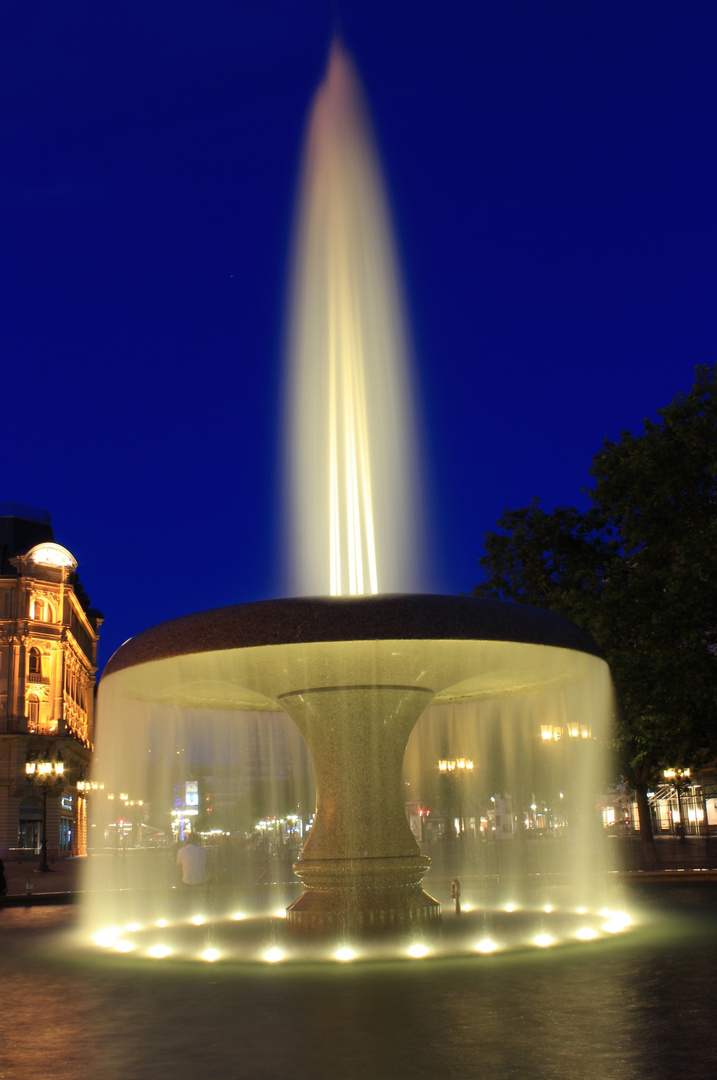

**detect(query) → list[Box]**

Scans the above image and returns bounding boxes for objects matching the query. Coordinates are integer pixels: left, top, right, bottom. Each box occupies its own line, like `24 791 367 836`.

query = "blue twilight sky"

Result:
2 1 716 670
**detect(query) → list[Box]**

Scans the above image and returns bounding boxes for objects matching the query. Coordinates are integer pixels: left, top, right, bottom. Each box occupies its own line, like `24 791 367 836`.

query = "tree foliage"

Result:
473 365 717 794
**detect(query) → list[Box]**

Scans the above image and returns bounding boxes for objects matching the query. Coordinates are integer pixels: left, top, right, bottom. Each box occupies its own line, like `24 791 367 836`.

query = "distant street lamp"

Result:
25 751 64 872
438 758 474 837
663 767 691 840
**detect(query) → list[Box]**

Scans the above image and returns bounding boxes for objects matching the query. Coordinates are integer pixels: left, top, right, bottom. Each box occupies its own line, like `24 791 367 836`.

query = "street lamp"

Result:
25 751 64 872
663 767 691 839
438 758 474 838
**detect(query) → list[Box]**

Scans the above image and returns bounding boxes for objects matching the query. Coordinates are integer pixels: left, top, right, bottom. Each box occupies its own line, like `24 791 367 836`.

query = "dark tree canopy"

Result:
474 365 717 794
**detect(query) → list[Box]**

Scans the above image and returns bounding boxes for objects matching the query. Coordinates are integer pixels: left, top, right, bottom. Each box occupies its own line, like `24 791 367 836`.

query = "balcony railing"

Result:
0 502 51 525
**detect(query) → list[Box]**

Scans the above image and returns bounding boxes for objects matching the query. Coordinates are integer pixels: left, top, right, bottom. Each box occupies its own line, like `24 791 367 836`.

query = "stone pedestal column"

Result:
279 684 440 935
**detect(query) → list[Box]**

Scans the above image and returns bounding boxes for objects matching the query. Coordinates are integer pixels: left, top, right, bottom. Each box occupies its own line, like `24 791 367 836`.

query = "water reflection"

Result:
2 902 717 1080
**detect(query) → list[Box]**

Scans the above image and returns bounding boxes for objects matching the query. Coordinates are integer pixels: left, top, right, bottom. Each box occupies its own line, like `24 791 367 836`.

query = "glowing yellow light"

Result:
335 947 356 962
93 927 121 948
155 919 168 928
407 944 429 958
191 915 205 926
602 912 632 934
148 945 172 958
462 903 473 913
544 905 552 913
475 939 497 954
534 934 554 948
125 922 141 933
31 543 75 568
232 912 246 921
263 947 284 963
598 908 613 918
201 949 221 962
114 939 136 953
577 907 587 915
274 909 287 919
505 903 516 913
575 927 599 941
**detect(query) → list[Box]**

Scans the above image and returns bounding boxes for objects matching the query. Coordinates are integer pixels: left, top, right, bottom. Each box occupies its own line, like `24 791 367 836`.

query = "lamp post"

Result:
663 767 690 840
25 751 64 872
77 779 104 856
438 758 474 838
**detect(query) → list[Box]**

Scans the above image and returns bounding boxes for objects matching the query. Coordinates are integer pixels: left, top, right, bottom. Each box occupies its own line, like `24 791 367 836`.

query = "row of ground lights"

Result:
92 909 631 962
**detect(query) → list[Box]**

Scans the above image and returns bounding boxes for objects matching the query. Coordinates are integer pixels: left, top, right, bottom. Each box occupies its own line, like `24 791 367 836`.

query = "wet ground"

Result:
1 887 717 1080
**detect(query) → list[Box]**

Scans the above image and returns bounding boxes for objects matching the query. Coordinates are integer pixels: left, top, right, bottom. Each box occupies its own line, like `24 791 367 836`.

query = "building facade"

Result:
0 503 102 860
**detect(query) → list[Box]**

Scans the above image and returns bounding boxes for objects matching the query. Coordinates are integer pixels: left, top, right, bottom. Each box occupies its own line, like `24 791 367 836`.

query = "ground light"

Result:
407 944 429 958
533 934 554 948
602 912 632 933
148 945 172 959
475 939 498 954
334 947 356 962
93 928 121 948
263 947 285 963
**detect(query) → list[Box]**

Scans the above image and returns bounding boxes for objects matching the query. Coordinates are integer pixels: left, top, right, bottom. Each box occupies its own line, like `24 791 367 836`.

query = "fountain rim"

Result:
102 594 602 680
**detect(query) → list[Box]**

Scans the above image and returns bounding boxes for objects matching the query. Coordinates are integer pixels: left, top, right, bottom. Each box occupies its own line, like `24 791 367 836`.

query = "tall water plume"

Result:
286 42 423 596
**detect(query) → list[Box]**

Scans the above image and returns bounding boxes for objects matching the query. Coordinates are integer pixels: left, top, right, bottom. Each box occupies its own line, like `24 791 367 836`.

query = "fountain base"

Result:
287 854 440 935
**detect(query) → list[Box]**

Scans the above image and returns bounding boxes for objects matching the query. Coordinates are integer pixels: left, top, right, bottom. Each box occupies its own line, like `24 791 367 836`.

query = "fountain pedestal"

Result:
279 685 440 934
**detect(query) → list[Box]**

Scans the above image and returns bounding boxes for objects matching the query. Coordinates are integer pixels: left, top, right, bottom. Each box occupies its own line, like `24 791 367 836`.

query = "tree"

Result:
473 365 717 868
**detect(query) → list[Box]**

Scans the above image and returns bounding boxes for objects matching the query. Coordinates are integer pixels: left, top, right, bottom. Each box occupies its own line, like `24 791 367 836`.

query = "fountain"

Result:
82 45 616 955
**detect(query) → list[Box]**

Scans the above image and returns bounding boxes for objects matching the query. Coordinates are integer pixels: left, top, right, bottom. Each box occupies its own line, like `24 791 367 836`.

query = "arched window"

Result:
28 648 41 677
31 598 45 621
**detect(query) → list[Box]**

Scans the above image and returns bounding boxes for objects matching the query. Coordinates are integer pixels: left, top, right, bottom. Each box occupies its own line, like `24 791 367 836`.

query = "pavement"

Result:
1 854 83 900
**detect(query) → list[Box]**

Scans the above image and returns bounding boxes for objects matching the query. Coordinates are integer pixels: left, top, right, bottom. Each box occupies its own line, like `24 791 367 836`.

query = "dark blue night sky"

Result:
2 2 716 669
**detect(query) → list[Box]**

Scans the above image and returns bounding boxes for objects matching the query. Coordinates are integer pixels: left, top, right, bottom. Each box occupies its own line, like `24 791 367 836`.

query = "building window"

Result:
31 598 45 621
27 695 40 731
2 591 9 616
59 819 73 852
28 648 41 676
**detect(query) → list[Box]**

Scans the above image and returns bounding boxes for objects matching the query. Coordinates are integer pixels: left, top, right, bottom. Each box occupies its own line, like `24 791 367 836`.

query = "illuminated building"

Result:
0 503 102 860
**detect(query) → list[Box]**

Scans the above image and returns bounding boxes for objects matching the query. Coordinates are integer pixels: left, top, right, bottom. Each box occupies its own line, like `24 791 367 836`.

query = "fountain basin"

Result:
101 595 607 934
